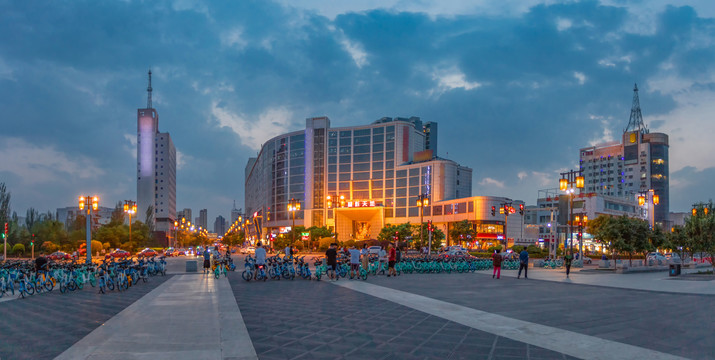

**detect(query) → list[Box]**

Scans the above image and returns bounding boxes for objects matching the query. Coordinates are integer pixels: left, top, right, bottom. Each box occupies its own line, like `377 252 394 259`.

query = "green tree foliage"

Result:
686 201 715 269
40 241 58 253
25 208 39 233
377 223 413 244
34 220 69 250
0 182 11 226
109 201 125 226
449 220 475 244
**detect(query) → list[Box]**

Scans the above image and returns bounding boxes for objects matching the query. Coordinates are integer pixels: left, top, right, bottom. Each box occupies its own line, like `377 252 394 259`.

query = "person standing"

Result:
360 244 369 272
202 248 211 274
349 245 361 279
378 245 387 275
492 250 502 279
517 246 529 279
285 245 292 261
387 244 397 277
325 243 338 281
564 251 574 278
254 242 267 271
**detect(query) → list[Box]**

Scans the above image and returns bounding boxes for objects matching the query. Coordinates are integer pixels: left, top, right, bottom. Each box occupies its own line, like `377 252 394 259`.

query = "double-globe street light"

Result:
78 195 99 264
416 194 430 254
287 198 301 246
559 170 584 258
637 190 659 228
123 200 137 252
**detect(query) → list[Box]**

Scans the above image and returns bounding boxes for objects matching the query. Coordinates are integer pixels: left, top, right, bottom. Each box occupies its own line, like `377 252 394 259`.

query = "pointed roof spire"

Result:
624 83 648 134
147 69 153 109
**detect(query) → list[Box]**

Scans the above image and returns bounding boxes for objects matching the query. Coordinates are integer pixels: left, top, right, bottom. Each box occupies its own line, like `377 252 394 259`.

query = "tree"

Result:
377 223 413 245
588 215 623 269
0 182 11 226
12 243 25 256
686 201 715 270
25 208 40 232
109 201 125 226
449 220 475 246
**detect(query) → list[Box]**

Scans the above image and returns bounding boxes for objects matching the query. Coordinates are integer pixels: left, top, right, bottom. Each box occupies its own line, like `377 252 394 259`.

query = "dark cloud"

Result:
0 0 713 220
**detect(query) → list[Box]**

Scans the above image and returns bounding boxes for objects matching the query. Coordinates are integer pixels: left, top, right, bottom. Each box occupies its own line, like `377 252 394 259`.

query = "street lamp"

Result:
637 190 659 228
559 169 585 258
79 195 99 264
416 194 430 253
123 200 137 253
287 198 301 246
326 194 345 241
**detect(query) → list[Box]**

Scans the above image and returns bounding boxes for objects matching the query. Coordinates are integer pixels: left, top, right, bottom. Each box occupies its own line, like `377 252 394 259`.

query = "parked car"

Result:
498 252 519 261
245 246 256 255
138 248 158 257
693 252 712 263
177 248 186 256
105 249 131 259
165 248 176 257
439 250 473 258
47 251 72 260
368 246 381 255
647 252 667 264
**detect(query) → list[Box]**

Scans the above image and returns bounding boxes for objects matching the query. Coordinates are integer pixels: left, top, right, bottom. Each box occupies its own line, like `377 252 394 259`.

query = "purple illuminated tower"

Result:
137 70 176 235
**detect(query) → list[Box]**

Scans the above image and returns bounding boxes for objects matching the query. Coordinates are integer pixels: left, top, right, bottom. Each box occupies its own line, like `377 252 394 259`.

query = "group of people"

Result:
323 243 400 281
201 245 232 274
491 246 576 279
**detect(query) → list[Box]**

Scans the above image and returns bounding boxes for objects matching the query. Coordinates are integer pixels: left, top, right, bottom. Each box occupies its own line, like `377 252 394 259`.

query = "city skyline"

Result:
2 1 715 218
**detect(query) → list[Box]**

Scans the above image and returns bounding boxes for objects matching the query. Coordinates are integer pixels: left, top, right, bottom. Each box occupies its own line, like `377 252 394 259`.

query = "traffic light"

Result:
503 205 509 217
3 222 7 238
427 220 433 232
394 231 399 241
31 234 34 247
491 206 495 216
519 204 524 215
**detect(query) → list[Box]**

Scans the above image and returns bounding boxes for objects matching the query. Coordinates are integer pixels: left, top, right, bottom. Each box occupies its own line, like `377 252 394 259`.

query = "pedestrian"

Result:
378 245 388 275
564 251 573 278
361 244 369 272
395 245 402 264
285 245 292 261
517 246 529 279
492 249 502 279
387 244 397 277
254 242 267 271
349 245 361 279
35 252 48 273
202 248 211 274
325 243 338 281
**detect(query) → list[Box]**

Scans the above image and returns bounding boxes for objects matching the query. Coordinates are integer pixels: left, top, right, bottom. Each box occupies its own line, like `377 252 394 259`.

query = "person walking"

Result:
517 246 529 279
492 249 502 279
564 251 574 278
387 244 397 277
325 243 338 281
378 245 387 275
285 245 292 261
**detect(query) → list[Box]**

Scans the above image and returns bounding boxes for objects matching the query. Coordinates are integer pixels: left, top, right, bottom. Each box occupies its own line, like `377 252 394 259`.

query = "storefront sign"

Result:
346 200 379 208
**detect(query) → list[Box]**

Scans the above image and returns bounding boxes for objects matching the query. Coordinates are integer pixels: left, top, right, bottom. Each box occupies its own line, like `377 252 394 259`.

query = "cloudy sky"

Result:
1 0 714 223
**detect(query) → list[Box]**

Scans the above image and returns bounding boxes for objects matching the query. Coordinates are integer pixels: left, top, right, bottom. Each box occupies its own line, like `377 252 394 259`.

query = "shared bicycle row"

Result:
0 255 168 299
239 253 526 282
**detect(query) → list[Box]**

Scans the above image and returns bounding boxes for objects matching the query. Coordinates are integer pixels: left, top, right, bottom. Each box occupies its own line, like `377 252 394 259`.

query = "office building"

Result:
136 70 176 234
245 116 479 243
579 84 669 227
214 215 226 236
198 209 208 230
230 201 243 225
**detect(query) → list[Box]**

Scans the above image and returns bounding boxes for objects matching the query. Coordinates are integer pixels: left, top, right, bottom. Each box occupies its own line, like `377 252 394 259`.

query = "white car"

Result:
245 246 256 255
368 246 381 255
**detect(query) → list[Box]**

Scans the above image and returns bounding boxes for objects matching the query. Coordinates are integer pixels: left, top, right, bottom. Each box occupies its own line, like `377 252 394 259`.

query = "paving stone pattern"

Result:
228 274 575 360
366 272 715 360
0 274 172 360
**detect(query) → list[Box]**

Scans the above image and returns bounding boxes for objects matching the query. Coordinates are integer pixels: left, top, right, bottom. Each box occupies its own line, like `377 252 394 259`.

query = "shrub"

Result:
91 240 103 253
41 241 59 253
318 237 334 251
12 243 26 256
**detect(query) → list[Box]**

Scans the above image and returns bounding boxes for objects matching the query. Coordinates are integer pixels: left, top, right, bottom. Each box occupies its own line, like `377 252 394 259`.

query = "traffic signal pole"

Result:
3 222 7 262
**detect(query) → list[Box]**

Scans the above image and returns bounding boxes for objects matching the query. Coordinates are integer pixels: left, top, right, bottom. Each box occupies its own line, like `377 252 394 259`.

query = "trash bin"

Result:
669 264 681 276
186 260 198 272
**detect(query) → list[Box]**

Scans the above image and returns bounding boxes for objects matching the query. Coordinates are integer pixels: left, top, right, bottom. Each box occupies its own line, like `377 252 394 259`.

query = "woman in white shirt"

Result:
378 246 387 275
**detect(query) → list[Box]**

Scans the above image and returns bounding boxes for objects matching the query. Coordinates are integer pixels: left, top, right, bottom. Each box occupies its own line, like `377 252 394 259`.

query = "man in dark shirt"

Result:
35 253 48 273
325 243 338 281
564 251 574 278
517 246 529 279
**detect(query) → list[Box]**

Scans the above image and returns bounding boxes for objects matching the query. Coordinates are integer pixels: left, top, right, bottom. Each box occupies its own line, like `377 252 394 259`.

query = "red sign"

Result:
346 200 378 208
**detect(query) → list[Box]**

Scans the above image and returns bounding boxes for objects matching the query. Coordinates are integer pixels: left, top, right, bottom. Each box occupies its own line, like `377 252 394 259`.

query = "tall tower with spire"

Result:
137 69 177 242
579 84 670 228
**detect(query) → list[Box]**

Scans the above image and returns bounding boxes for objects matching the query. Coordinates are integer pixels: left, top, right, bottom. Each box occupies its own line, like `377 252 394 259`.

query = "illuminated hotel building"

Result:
137 70 176 234
578 85 669 227
245 116 526 247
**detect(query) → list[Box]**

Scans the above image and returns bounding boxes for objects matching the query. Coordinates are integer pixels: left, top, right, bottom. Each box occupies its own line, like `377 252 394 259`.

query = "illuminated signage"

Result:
346 200 380 208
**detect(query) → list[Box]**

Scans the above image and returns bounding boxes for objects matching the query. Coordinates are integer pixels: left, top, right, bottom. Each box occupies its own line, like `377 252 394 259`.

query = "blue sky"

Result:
1 0 714 224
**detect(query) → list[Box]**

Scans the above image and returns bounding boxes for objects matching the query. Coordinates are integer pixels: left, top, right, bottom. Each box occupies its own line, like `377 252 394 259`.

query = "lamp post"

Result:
123 200 137 253
287 198 301 246
559 169 584 258
637 190 659 228
79 195 99 264
326 194 345 242
416 194 430 252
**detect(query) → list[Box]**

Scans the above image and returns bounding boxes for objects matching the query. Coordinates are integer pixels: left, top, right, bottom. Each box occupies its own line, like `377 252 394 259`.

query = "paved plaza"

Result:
0 257 713 360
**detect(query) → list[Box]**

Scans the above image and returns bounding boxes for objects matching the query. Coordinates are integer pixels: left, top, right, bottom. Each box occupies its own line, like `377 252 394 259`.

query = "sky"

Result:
1 0 715 225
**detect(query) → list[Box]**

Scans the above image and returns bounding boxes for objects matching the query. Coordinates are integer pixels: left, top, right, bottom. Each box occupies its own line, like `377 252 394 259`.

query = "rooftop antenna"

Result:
624 83 648 134
147 69 153 109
